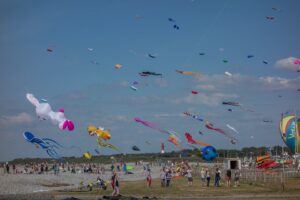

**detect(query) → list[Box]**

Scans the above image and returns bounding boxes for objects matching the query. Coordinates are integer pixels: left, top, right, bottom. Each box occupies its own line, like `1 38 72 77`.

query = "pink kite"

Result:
134 117 169 134
205 120 237 144
294 59 300 65
191 91 198 94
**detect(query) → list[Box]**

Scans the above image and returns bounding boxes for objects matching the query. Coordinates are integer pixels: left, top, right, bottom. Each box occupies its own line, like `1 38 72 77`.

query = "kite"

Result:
173 24 179 30
168 134 184 149
223 59 228 63
297 89 300 92
97 138 118 150
201 146 218 161
90 60 100 65
205 121 237 144
225 71 232 77
139 71 162 77
87 48 94 51
199 53 205 56
168 18 175 22
130 85 138 91
228 109 233 112
266 16 274 20
263 60 268 64
199 131 204 135
95 149 100 155
185 133 210 146
262 119 273 123
26 93 74 131
83 152 92 160
47 48 53 52
134 117 169 134
191 91 198 94
176 70 195 75
279 115 300 153
222 101 240 106
183 112 204 122
247 55 254 58
87 125 111 140
23 131 63 159
294 59 300 65
148 54 156 58
272 7 281 11
145 141 151 145
114 64 122 69
226 124 239 134
132 145 140 151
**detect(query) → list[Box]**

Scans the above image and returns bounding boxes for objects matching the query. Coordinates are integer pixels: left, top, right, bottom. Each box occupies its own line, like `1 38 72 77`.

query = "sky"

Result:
0 0 300 161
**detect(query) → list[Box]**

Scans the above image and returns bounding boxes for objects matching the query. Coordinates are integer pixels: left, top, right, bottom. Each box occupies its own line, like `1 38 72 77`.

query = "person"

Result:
205 168 210 187
234 170 240 187
165 169 172 187
6 162 10 174
226 169 232 187
214 168 221 187
160 168 166 187
111 171 119 196
200 168 206 187
146 169 152 188
186 167 193 186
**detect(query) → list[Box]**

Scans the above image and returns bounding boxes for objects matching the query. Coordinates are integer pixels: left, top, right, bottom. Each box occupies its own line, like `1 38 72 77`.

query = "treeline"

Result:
7 146 291 165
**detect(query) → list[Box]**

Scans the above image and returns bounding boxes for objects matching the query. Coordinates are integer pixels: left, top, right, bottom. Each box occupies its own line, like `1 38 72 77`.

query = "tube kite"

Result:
184 133 210 146
205 121 237 144
26 93 74 131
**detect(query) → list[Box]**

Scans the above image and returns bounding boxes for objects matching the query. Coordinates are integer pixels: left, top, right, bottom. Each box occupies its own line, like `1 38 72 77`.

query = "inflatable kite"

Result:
83 152 92 160
97 138 118 151
26 93 74 131
139 71 162 77
176 70 195 75
87 125 111 140
201 146 218 161
279 115 300 153
23 131 63 159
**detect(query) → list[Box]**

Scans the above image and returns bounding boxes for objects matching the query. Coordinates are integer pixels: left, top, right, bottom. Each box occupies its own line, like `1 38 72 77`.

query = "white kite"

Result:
26 93 75 131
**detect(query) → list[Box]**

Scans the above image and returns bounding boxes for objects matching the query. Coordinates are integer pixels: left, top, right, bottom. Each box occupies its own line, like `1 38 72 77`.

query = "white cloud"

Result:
0 112 33 125
172 93 238 106
259 76 300 89
274 57 300 71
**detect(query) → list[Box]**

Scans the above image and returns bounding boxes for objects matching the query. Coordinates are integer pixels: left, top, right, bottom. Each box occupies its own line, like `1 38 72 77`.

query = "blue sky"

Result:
0 0 300 161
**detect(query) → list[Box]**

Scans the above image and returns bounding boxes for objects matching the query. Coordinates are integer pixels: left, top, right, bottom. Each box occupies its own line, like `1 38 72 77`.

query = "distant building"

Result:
224 158 241 170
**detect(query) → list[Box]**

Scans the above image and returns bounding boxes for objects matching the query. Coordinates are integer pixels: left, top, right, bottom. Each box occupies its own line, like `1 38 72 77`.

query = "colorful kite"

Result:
176 70 195 75
97 138 118 150
205 121 237 144
185 133 210 146
134 117 169 134
294 59 300 65
26 93 74 131
114 64 122 69
183 112 204 122
23 131 63 159
83 152 92 160
87 125 111 140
